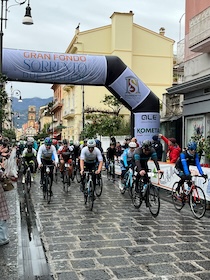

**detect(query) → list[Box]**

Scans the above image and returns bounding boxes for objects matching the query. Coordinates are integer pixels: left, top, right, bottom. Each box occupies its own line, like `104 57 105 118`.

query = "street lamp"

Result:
0 0 33 133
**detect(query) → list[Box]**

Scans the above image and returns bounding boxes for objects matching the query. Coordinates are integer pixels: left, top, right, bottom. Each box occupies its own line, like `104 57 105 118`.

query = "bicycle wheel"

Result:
189 186 206 219
76 167 81 183
71 166 75 181
26 171 32 193
63 170 70 192
132 181 143 209
148 184 160 217
46 176 52 204
128 179 134 199
95 174 103 197
172 181 184 211
87 181 94 211
43 177 47 200
54 167 58 183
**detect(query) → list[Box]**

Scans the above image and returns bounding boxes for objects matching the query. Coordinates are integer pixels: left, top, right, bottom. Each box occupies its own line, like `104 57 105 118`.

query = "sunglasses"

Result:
46 144 51 147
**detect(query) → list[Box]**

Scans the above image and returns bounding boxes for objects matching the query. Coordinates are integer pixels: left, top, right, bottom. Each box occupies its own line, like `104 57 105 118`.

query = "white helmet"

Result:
129 142 137 148
27 136 34 143
87 139 96 148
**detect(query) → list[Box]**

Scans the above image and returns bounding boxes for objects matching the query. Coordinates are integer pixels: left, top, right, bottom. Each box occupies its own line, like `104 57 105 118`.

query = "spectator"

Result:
131 137 139 147
115 142 122 160
159 134 181 163
152 135 163 161
0 165 10 245
122 137 131 151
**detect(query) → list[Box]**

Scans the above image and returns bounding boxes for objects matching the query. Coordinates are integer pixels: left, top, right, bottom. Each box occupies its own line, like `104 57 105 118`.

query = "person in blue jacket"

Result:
119 141 137 190
175 141 207 192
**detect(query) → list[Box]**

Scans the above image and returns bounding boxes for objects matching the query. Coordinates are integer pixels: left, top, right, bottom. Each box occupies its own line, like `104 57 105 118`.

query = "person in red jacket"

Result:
159 134 181 163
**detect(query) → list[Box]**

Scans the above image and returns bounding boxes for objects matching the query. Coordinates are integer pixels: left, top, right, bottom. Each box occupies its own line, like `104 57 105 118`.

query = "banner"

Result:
134 112 160 145
3 48 107 85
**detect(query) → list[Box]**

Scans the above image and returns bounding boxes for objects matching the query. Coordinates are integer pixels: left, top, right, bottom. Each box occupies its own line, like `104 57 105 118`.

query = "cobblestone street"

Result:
28 173 210 280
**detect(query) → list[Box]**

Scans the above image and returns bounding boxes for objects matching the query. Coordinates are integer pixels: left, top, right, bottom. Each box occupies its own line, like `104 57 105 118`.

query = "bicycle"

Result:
53 163 59 183
25 160 34 192
107 159 115 181
83 170 96 211
42 164 54 204
172 175 207 219
120 165 137 199
132 170 163 217
62 162 71 192
75 158 82 183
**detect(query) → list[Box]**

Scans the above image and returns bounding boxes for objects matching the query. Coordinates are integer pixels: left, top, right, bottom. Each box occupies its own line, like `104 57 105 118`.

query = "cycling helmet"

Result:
27 142 33 149
63 139 68 145
187 141 197 150
142 140 152 149
129 142 137 148
44 137 52 145
27 136 34 143
69 140 74 145
52 139 58 145
87 139 96 148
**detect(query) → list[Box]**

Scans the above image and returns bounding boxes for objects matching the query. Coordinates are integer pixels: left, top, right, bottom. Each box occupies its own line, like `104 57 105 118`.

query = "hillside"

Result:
12 97 53 127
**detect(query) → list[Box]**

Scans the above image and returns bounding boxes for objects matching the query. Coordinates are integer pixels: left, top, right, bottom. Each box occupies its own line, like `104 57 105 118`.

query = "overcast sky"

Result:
4 0 185 99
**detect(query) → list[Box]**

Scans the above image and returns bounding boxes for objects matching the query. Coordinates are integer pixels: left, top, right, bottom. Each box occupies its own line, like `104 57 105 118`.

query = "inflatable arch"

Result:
3 48 160 144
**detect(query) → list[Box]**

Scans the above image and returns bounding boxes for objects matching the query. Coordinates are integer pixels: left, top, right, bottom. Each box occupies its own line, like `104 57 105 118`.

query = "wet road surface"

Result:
23 172 210 280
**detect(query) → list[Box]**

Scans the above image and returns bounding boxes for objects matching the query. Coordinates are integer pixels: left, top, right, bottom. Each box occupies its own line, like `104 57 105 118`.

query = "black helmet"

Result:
142 140 152 149
63 139 68 145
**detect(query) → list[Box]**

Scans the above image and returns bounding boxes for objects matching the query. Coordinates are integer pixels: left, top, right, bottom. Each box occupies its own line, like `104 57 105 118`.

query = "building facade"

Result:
51 11 175 141
167 0 210 156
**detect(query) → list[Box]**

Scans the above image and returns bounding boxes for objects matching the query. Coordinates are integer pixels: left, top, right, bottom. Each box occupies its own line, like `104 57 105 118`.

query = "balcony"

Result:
52 100 63 113
63 108 75 119
189 7 210 53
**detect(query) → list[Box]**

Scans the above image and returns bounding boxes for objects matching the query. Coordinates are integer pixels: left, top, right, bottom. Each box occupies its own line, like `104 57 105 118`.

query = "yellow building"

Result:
60 11 174 140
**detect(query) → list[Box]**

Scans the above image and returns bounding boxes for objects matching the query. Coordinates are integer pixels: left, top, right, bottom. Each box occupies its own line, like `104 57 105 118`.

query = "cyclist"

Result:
58 139 74 178
27 136 38 151
119 141 137 190
22 142 37 184
174 141 207 193
37 137 58 186
133 140 163 196
80 139 103 192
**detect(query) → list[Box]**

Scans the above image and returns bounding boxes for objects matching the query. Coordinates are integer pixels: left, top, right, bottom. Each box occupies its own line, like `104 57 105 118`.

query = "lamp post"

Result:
0 0 33 133
82 85 85 130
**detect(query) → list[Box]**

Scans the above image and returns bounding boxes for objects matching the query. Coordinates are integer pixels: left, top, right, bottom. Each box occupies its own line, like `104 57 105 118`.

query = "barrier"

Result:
115 160 210 202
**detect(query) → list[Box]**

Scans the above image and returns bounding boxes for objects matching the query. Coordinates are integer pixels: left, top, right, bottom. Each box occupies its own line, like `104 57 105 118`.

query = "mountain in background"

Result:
12 97 53 128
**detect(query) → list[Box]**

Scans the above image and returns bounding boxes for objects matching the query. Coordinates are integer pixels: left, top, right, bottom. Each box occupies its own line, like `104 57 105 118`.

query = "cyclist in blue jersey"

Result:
175 141 207 192
119 141 137 190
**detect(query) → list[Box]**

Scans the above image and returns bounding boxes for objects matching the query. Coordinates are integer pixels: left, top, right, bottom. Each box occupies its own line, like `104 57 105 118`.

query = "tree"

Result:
80 94 130 139
2 128 16 141
0 74 9 133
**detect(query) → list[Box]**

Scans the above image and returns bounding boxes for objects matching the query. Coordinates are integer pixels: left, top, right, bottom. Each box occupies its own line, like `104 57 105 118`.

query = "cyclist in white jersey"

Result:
80 139 103 191
37 137 58 186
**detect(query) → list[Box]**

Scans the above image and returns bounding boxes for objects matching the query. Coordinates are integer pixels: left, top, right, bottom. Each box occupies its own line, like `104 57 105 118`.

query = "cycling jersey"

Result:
37 144 58 165
22 148 37 158
134 147 160 172
80 146 103 163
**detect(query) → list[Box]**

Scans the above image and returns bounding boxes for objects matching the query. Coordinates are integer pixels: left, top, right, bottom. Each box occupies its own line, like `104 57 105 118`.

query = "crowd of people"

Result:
0 132 208 247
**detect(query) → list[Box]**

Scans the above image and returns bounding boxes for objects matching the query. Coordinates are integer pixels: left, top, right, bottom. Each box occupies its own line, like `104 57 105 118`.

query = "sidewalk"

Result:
0 183 23 280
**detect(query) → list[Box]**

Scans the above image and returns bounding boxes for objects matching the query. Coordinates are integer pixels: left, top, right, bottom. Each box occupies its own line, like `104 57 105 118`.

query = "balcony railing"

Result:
189 6 210 53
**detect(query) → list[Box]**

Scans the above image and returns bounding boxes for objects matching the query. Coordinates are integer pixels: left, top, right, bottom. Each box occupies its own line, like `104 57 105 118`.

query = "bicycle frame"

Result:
42 164 54 204
172 175 207 219
83 170 95 211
